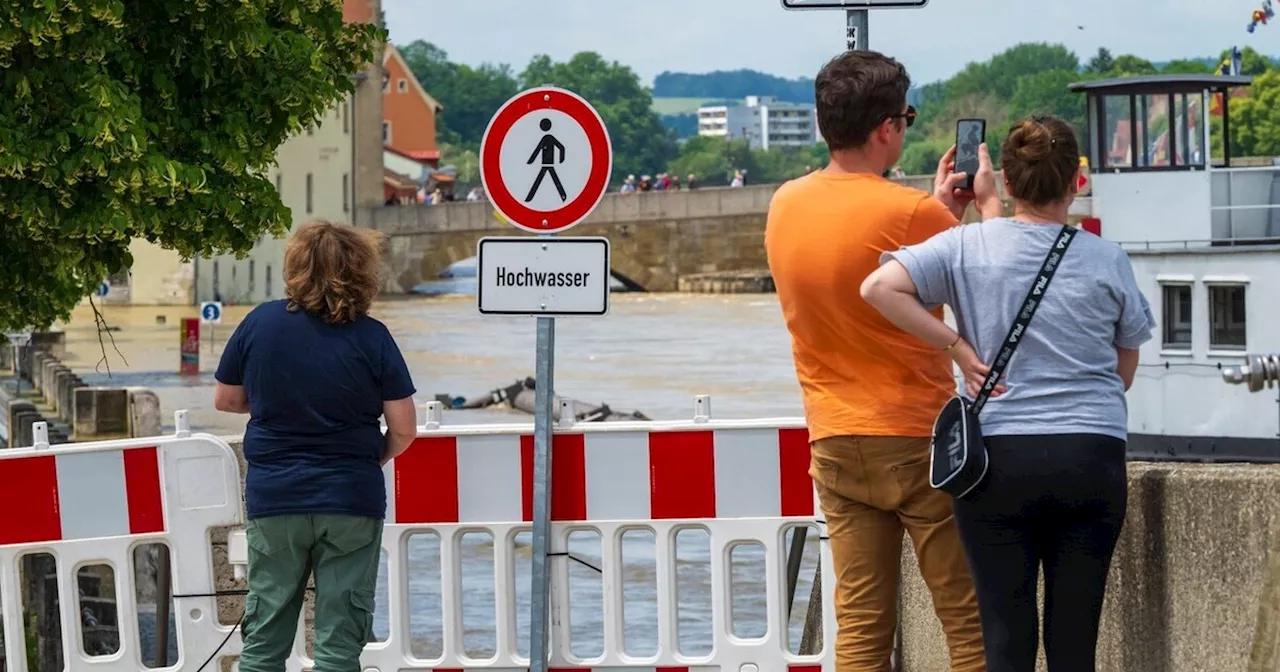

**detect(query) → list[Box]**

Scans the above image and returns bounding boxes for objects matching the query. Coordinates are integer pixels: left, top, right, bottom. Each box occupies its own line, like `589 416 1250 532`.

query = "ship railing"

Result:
1118 235 1280 251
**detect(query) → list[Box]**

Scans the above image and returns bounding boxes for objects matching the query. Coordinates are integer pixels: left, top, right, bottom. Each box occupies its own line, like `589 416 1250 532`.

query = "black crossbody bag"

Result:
929 225 1077 499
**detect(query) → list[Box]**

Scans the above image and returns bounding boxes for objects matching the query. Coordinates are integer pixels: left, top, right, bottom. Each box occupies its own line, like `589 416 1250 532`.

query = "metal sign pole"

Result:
846 8 869 50
479 84 613 672
529 236 557 672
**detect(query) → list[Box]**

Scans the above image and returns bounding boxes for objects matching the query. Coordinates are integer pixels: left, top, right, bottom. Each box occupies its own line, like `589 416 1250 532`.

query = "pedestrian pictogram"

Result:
480 87 613 234
525 119 567 203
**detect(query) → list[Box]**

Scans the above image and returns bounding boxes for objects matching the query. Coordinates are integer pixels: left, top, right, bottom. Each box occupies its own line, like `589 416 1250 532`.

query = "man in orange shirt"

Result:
765 50 989 671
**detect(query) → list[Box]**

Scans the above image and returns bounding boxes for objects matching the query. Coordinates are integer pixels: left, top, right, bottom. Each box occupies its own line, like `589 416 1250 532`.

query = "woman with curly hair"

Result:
214 220 417 671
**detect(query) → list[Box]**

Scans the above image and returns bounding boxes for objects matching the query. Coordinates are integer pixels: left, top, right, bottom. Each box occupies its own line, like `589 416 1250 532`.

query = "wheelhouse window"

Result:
1160 283 1192 350
1094 90 1211 171
1208 284 1247 350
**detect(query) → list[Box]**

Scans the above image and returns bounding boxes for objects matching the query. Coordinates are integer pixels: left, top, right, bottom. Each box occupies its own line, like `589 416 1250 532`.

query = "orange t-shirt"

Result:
765 171 960 441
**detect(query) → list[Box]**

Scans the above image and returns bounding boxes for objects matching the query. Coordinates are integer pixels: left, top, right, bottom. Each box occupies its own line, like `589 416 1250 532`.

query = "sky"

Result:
383 0 1272 88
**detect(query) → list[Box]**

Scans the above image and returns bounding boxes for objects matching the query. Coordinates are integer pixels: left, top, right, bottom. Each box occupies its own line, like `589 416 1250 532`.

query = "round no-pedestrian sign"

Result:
479 87 613 235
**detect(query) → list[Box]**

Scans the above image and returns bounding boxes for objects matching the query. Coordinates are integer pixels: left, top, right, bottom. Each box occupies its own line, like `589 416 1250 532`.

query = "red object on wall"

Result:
180 317 200 375
1081 217 1101 236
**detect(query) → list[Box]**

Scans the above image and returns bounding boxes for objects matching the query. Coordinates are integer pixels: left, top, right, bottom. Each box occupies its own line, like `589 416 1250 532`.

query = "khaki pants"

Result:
812 435 986 672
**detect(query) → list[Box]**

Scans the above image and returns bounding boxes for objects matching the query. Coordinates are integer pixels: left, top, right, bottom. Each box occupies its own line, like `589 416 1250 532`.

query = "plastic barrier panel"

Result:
253 399 835 672
0 411 243 671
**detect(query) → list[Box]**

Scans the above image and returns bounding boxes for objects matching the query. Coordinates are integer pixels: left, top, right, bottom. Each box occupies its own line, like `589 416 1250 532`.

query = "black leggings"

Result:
952 433 1128 672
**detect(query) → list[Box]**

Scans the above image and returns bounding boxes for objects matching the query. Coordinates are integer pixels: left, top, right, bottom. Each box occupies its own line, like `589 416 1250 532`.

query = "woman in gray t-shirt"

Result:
861 116 1155 672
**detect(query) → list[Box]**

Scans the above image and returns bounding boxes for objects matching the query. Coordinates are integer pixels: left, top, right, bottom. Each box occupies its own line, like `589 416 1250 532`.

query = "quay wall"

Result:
900 461 1280 672
209 438 1280 671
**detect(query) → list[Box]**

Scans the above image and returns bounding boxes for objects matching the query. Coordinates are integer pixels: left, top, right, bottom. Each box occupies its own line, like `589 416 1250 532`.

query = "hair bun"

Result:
1007 120 1055 164
998 115 1080 207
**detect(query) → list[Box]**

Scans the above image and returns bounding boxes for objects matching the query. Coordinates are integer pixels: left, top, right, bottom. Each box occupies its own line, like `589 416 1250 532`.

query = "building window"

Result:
249 260 256 295
306 173 313 214
307 124 314 136
398 78 408 93
1208 284 1247 350
275 172 282 194
265 265 273 299
343 100 349 134
1160 284 1192 350
382 121 391 144
343 173 350 212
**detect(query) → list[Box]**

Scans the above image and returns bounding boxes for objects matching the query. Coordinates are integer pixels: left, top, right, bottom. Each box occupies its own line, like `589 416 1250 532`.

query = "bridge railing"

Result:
362 173 952 236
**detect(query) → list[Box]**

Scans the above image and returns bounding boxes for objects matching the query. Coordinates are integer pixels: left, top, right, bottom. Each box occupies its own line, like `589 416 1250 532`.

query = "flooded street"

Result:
60 294 824 660
67 293 806 434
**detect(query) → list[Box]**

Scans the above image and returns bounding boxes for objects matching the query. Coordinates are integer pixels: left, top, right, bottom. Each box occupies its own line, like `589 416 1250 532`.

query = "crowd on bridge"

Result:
212 47 1151 672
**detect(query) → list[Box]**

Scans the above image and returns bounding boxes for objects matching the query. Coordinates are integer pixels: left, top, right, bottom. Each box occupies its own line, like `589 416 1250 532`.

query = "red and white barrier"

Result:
0 411 244 672
384 426 814 524
0 398 834 672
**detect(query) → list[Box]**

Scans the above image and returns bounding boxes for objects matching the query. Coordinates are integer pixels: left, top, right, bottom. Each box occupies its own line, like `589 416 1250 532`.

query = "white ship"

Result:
1068 72 1280 458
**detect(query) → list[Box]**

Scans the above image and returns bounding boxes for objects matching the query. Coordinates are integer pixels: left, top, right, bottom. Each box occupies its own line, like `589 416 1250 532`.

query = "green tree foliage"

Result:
1108 55 1159 76
1008 69 1088 137
1220 46 1275 75
397 44 677 185
397 40 518 151
519 52 678 185
948 43 1079 101
1225 70 1280 157
1161 59 1214 75
1085 48 1116 74
667 136 825 186
0 0 383 332
653 69 814 103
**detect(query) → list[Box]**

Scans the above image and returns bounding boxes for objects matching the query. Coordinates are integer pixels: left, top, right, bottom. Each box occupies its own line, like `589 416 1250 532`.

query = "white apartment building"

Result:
696 95 817 150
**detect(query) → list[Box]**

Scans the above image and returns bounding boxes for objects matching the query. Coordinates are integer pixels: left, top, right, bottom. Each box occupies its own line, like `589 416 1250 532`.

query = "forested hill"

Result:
653 56 1231 104
653 69 814 103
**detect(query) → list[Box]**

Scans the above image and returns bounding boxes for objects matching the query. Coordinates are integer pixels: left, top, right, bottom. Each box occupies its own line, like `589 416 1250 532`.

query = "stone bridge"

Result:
366 177 1002 293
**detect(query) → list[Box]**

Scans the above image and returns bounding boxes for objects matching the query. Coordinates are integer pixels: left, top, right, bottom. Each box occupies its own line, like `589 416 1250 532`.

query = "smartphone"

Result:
954 118 986 191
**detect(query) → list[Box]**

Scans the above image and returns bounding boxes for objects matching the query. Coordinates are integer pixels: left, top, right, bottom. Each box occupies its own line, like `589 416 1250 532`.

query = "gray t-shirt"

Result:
882 218 1156 440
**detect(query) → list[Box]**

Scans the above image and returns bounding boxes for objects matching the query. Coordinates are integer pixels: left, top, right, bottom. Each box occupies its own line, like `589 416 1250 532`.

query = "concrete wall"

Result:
351 0 386 225
900 462 1280 671
207 439 1280 670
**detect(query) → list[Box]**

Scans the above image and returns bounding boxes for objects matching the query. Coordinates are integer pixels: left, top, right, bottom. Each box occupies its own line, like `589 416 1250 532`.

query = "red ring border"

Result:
479 88 614 234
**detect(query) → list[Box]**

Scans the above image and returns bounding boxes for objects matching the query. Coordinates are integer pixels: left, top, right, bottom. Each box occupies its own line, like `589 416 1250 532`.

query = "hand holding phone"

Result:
954 119 986 192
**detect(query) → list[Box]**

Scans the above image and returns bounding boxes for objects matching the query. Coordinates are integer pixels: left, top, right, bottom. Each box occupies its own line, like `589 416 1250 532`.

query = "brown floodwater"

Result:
64 294 808 435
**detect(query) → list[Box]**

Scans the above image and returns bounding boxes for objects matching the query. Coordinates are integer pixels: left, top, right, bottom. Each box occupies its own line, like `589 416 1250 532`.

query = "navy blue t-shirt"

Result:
214 300 416 520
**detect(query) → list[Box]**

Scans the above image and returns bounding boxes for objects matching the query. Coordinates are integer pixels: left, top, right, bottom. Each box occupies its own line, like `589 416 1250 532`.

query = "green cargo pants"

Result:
238 514 383 672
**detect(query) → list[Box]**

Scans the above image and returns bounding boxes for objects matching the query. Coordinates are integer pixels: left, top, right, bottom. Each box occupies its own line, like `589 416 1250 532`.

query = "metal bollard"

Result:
1223 353 1280 393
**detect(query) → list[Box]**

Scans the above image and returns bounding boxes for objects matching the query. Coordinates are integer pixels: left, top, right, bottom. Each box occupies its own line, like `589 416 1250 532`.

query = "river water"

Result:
56 295 824 662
